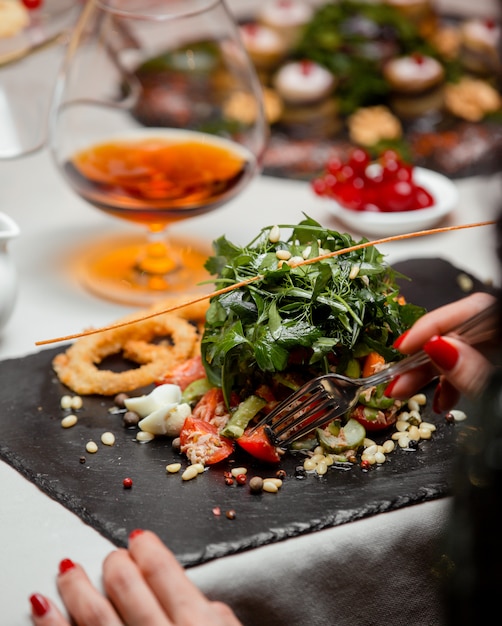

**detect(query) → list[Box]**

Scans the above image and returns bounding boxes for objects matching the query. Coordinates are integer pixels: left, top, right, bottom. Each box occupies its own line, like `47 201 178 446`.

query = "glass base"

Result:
74 232 213 306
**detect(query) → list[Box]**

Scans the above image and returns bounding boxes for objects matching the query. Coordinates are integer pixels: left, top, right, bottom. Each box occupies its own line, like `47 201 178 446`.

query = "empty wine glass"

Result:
50 0 268 305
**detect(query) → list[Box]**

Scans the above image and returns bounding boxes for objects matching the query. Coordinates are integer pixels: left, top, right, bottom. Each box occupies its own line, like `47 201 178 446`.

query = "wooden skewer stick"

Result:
35 220 496 347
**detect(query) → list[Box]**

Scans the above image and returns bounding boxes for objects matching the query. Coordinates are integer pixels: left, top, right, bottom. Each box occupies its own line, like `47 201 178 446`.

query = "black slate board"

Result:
0 258 494 567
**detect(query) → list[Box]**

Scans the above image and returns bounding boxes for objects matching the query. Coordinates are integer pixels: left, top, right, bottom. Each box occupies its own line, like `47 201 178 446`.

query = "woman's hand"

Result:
30 529 243 626
386 292 498 412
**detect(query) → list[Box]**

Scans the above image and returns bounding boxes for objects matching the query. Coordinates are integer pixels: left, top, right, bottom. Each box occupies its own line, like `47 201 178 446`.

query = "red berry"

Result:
396 163 413 182
414 186 434 209
348 148 370 175
311 178 327 196
327 156 343 175
334 182 365 211
123 477 133 489
380 180 415 212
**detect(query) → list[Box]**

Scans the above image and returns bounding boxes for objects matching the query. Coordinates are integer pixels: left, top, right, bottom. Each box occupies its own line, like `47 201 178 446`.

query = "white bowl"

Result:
0 213 20 332
325 167 458 238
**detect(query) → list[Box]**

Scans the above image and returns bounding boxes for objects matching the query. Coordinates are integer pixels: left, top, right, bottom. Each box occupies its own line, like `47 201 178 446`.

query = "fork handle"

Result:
365 302 498 388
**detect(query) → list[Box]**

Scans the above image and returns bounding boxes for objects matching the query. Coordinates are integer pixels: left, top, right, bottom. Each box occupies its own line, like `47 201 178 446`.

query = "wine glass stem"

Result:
137 229 178 278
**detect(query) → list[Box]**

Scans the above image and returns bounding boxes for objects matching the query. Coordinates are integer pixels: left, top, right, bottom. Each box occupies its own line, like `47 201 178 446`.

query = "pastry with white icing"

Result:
239 22 288 72
272 60 340 137
383 53 445 119
257 0 314 48
459 18 501 76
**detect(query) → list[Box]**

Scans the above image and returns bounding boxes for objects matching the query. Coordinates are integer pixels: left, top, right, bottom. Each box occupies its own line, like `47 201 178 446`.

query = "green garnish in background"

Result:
201 216 425 404
294 0 462 115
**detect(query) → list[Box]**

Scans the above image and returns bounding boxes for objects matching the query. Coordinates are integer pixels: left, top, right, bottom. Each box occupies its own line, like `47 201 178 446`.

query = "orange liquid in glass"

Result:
64 133 253 229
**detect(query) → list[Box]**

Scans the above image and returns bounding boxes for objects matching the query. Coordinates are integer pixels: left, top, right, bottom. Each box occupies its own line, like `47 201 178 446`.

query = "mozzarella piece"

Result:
139 402 191 436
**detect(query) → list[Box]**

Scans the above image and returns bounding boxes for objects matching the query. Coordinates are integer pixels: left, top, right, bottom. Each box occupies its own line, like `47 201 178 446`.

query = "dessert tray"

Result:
241 2 502 180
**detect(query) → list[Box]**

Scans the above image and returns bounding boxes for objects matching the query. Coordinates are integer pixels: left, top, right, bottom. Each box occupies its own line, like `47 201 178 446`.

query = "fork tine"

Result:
250 378 327 433
271 394 337 439
275 404 348 448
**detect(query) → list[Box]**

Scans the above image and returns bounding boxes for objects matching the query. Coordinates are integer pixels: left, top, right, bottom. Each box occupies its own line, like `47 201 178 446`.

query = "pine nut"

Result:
303 458 317 471
262 480 278 493
166 463 181 473
264 478 283 487
288 256 304 266
349 265 360 279
418 428 432 440
61 414 77 428
316 461 328 475
101 432 115 446
396 420 410 431
136 431 155 442
374 452 386 464
398 435 410 448
410 393 427 406
408 398 420 412
193 463 205 474
364 444 378 456
276 249 291 261
231 467 247 477
71 396 83 410
269 225 281 243
182 465 199 481
382 440 395 453
447 409 467 422
302 246 311 259
86 441 98 454
420 421 436 432
408 425 420 441
60 395 73 410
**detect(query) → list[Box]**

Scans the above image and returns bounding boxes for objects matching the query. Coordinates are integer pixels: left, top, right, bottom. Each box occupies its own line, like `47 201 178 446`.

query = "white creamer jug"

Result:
0 213 20 332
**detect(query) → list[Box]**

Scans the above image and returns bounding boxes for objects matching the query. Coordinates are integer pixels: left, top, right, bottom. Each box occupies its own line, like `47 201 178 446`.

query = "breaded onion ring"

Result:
53 299 208 396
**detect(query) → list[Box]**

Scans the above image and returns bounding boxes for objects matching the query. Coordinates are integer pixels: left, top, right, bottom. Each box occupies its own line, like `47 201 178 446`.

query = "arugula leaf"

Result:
202 216 425 400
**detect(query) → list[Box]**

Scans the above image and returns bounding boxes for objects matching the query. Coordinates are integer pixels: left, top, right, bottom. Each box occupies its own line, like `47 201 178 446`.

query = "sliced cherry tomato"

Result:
192 387 226 422
157 355 206 390
237 426 282 464
179 417 233 465
350 404 398 432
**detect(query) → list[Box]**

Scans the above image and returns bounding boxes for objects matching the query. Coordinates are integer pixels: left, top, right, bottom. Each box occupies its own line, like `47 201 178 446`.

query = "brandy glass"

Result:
50 0 267 305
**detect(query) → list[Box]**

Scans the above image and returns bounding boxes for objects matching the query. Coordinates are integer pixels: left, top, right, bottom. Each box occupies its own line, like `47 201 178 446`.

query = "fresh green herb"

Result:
201 216 425 404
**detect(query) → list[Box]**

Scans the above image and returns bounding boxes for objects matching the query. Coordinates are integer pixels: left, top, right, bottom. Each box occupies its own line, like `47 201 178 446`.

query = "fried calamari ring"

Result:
52 305 205 396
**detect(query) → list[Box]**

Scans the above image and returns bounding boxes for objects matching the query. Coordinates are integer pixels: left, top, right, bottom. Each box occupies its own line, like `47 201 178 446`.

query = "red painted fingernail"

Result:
432 382 442 414
129 528 144 540
30 593 50 617
59 558 75 575
393 330 409 349
384 376 400 398
423 336 459 371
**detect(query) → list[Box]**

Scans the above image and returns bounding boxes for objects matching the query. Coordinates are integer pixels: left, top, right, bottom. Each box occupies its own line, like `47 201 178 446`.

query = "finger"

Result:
434 379 461 413
384 363 438 400
102 549 170 626
56 558 123 626
128 530 241 625
395 293 496 354
424 336 494 399
29 593 71 626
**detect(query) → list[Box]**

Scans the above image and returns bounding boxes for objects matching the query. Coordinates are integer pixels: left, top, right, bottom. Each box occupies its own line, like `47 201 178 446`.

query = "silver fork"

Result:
252 302 498 448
